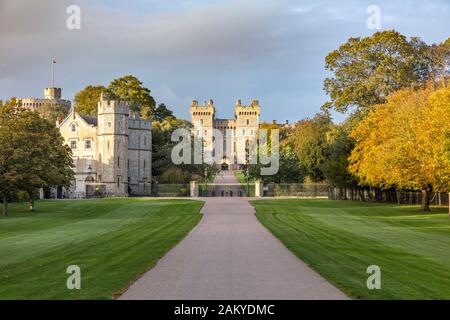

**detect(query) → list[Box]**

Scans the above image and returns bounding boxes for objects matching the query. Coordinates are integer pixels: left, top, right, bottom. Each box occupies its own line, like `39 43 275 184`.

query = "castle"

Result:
190 99 260 170
18 87 71 112
57 93 152 198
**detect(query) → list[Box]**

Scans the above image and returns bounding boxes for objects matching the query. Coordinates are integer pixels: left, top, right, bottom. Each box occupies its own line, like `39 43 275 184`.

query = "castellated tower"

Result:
190 98 260 170
190 99 216 163
235 100 260 164
97 93 129 196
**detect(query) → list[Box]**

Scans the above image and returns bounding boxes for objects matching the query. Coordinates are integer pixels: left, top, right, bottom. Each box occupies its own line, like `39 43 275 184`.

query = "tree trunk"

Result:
421 188 432 212
2 195 8 216
358 188 365 202
28 192 34 212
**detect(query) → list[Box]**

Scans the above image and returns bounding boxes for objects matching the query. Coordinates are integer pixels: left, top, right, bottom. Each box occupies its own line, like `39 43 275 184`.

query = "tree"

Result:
0 99 74 214
154 103 174 122
321 123 358 190
0 99 20 215
108 75 156 119
349 85 450 211
291 113 332 182
323 30 431 113
37 102 69 123
427 38 450 84
74 85 106 116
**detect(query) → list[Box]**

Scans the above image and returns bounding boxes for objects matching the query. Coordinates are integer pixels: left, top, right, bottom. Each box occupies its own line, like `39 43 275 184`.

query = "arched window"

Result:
71 123 76 132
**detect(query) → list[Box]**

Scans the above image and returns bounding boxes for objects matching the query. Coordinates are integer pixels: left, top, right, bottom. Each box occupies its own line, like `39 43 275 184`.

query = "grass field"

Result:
252 199 450 299
0 198 203 299
235 170 255 184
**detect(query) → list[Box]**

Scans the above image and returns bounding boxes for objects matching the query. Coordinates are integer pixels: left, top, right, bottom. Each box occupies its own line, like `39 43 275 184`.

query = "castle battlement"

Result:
97 92 128 115
190 99 261 170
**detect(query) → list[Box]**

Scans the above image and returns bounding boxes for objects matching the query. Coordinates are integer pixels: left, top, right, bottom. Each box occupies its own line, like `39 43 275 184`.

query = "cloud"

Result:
0 0 449 121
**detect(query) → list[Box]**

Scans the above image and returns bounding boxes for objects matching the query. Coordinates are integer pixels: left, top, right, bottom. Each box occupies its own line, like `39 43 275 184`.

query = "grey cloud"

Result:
0 0 449 122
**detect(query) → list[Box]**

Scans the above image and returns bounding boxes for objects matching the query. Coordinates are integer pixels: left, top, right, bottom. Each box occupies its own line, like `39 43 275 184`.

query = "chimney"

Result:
272 120 276 125
286 120 289 125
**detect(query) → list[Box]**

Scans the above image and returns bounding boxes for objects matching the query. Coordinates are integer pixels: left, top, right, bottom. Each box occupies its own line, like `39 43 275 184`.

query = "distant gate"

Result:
199 183 255 197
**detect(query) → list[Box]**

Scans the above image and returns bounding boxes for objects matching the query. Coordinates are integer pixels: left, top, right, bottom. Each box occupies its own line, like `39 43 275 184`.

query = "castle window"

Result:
118 157 120 168
70 140 77 150
144 160 146 170
247 119 249 125
84 139 92 150
71 124 76 132
200 119 203 125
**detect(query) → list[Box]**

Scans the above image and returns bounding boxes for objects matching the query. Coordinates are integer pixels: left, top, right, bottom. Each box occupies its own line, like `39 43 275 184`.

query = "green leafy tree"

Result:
74 85 106 116
108 75 156 119
427 37 450 84
319 121 362 200
37 102 69 123
0 99 74 214
154 103 174 122
291 113 332 182
323 30 431 113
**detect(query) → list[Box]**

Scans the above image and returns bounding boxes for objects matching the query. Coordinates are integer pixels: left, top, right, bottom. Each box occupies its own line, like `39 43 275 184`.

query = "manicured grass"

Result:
0 198 203 299
235 170 255 184
252 199 450 299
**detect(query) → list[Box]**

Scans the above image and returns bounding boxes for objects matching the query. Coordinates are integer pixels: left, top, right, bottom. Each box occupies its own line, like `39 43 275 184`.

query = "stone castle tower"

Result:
97 93 129 196
190 99 260 169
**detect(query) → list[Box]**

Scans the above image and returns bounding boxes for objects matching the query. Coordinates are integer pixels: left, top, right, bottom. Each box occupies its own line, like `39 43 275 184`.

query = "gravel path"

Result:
119 171 348 300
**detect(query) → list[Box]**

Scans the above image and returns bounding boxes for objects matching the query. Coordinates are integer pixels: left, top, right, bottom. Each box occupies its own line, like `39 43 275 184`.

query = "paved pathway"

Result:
119 171 348 300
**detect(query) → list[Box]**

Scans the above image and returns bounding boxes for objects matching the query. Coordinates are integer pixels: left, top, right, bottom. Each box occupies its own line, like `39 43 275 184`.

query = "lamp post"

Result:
204 168 208 197
245 160 250 197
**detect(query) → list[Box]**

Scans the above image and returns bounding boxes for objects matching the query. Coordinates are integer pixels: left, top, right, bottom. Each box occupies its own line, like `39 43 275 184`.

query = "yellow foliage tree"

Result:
349 85 450 211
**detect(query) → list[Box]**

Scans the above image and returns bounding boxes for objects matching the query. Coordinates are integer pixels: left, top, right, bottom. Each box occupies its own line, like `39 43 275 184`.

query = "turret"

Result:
96 93 129 196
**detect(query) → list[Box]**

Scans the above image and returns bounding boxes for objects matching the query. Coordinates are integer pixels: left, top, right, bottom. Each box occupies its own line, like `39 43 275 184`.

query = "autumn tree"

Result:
74 85 106 116
323 30 431 113
349 85 450 211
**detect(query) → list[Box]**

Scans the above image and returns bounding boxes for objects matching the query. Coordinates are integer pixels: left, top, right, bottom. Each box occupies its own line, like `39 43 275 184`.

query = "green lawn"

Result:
235 170 255 184
252 199 450 299
0 198 203 299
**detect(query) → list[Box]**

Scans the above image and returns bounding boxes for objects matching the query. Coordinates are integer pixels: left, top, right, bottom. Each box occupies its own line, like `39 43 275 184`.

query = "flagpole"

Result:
52 58 55 87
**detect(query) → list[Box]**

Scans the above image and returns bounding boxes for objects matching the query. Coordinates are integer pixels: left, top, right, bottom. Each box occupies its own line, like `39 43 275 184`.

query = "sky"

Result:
0 0 449 123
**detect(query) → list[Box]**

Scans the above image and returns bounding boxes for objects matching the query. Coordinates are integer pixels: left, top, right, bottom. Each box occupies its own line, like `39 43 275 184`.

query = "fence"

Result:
152 184 190 197
199 183 255 197
328 187 449 206
263 183 329 198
